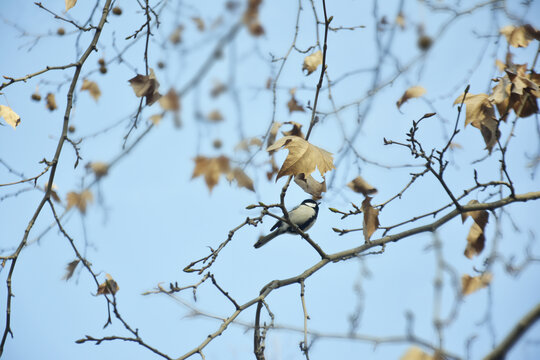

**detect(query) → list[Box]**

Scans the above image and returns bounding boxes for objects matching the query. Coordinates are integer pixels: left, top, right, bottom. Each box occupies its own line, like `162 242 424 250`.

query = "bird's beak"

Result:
317 202 321 205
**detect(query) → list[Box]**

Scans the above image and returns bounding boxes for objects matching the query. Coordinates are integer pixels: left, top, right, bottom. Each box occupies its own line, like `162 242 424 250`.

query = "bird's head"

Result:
301 199 320 209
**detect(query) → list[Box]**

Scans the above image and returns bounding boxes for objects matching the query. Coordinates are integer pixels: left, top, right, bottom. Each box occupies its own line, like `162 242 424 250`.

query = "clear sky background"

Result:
1 0 540 359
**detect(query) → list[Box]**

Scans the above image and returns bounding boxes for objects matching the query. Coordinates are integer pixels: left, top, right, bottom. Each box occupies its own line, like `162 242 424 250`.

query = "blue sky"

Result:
1 1 540 359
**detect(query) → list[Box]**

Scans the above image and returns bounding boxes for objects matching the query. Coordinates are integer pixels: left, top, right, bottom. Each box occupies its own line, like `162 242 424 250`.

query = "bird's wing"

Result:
288 205 316 230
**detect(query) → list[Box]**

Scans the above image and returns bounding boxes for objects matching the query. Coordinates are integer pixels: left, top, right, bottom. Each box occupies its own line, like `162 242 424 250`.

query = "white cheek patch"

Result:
306 202 317 208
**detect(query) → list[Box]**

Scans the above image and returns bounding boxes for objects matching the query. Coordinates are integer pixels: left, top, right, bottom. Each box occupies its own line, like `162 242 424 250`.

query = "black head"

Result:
301 199 320 209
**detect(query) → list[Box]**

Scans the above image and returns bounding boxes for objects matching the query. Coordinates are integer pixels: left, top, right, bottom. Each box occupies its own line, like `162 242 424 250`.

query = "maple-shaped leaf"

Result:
97 274 119 295
46 93 57 111
294 174 326 200
361 196 380 242
287 88 305 113
158 88 180 111
128 68 162 105
62 259 80 281
226 167 255 191
0 105 21 129
266 136 335 180
81 79 101 102
454 93 499 153
461 273 492 296
400 346 434 360
65 0 77 12
302 50 323 75
396 86 426 109
281 121 304 138
66 189 93 214
500 24 540 48
347 176 377 196
192 155 231 192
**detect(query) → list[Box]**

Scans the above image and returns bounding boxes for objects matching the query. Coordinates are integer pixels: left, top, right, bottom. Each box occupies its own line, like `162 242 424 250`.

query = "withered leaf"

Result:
191 17 205 31
401 346 434 360
396 86 426 109
66 189 93 214
62 259 80 281
207 110 224 122
235 137 263 151
287 88 305 113
362 196 380 242
454 93 499 153
65 0 77 12
169 25 184 44
159 88 180 111
281 121 304 138
210 80 227 97
46 93 57 111
266 136 335 180
97 274 119 295
227 167 255 191
149 114 162 125
347 176 377 196
267 122 282 148
242 0 264 36
461 200 489 259
302 50 323 75
89 162 109 178
128 68 162 105
461 273 492 296
395 12 406 30
0 105 21 129
294 173 326 200
80 79 101 101
500 24 540 48
192 156 231 192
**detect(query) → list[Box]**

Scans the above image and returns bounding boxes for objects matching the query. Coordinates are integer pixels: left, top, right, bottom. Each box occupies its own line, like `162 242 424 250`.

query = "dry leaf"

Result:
46 93 57 111
401 346 434 360
500 24 540 48
65 0 77 12
287 88 305 113
235 137 263 151
45 182 61 203
396 86 426 109
267 122 282 148
461 273 492 296
89 162 109 178
159 88 180 111
395 12 406 29
150 114 162 125
81 79 101 101
302 50 323 75
128 68 162 105
454 93 499 153
461 200 489 259
266 136 335 180
347 176 377 196
0 105 21 129
191 17 205 31
169 25 184 44
495 59 506 72
210 81 227 97
62 259 80 281
207 110 224 122
227 167 255 191
281 121 304 138
192 156 231 192
66 189 93 214
361 196 380 242
97 274 119 295
243 0 264 36
266 156 279 180
294 173 326 200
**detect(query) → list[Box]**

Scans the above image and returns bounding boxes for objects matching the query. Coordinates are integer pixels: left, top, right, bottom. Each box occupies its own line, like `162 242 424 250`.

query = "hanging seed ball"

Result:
98 58 105 66
99 66 107 74
57 27 65 36
418 35 433 51
112 7 122 16
31 92 42 101
68 125 76 133
212 139 223 149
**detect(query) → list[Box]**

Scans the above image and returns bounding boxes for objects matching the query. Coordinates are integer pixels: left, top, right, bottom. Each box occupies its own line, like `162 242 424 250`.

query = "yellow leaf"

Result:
192 156 231 192
396 86 426 109
80 79 101 101
347 176 377 196
65 0 77 12
227 167 255 191
500 24 540 48
461 273 492 296
294 173 326 200
266 136 335 180
395 12 406 30
97 274 119 295
66 190 93 214
0 105 21 129
158 88 180 111
361 196 379 242
302 50 323 75
149 114 162 125
128 68 162 105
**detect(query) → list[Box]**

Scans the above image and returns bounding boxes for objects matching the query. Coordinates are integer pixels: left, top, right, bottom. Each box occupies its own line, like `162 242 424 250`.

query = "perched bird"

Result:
254 199 320 248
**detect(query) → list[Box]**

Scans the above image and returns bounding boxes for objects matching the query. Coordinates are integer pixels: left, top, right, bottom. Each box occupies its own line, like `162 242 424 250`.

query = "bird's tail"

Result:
254 229 282 248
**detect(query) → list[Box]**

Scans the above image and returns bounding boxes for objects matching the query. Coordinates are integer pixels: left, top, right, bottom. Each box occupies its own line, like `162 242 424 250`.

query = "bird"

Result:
254 199 320 248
